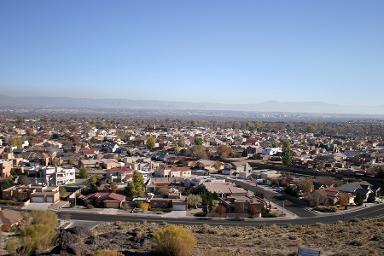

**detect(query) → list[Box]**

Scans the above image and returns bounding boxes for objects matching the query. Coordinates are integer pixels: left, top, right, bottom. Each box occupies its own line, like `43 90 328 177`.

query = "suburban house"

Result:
155 165 192 178
261 147 282 156
218 195 265 218
30 186 60 203
196 160 223 173
40 166 76 186
336 181 374 201
105 167 134 183
0 160 12 178
149 198 187 211
84 192 126 208
202 180 248 198
2 184 60 204
231 162 252 179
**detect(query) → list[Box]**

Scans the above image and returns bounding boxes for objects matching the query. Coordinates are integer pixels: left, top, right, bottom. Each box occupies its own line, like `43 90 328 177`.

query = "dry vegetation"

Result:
88 218 384 256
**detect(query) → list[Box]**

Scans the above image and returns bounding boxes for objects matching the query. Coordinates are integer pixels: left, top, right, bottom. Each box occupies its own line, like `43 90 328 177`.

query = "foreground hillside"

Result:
56 218 384 256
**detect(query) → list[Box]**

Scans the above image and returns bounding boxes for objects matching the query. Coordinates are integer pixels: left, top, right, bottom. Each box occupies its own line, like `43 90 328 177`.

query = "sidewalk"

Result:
310 202 382 216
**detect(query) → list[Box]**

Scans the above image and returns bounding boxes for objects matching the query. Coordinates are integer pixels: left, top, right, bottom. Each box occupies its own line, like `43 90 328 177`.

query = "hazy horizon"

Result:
1 1 383 109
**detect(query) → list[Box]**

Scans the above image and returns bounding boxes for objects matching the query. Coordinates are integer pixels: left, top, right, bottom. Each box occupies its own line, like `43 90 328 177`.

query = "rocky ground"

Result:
54 218 384 256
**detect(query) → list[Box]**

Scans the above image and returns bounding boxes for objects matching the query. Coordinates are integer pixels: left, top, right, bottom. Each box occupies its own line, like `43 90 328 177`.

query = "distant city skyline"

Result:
1 1 383 106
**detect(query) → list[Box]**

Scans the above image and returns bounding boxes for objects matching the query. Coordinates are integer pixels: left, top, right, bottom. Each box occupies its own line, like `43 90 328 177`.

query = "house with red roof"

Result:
84 192 126 208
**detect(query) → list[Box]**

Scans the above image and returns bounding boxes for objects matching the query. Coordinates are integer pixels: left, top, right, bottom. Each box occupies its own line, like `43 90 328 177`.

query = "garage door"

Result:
31 197 44 203
46 197 53 203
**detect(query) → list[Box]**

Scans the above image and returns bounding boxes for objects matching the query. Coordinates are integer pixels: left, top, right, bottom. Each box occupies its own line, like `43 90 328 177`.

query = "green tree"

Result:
0 179 14 190
78 167 88 179
153 225 197 256
124 171 145 199
146 136 156 151
367 193 376 203
187 194 202 209
124 182 136 200
354 194 364 206
194 137 204 146
282 140 293 166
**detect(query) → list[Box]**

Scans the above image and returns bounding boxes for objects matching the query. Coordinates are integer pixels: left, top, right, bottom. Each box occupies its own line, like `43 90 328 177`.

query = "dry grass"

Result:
93 218 384 256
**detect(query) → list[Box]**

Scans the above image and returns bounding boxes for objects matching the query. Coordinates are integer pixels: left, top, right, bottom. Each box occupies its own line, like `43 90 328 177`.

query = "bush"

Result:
367 193 376 203
6 211 58 256
95 249 123 256
153 225 197 256
314 206 337 212
354 194 364 206
138 201 150 212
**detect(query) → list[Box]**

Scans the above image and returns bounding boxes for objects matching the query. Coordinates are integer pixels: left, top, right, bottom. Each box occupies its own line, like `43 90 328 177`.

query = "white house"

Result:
41 166 76 186
262 148 282 156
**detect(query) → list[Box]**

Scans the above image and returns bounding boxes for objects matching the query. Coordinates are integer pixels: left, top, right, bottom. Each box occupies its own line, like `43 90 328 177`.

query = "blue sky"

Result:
0 0 383 105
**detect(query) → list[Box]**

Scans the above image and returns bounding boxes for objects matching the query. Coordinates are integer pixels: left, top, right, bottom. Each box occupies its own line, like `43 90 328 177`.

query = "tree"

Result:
214 204 227 217
213 161 223 171
109 182 118 193
282 140 293 166
338 193 350 209
124 182 136 200
79 167 88 179
367 193 376 203
124 171 145 199
132 171 145 196
153 225 197 256
305 190 328 207
190 145 208 159
18 175 30 185
216 145 232 159
146 136 156 151
187 194 202 209
248 204 261 218
194 137 204 146
0 179 14 191
298 178 314 194
10 136 22 148
354 194 364 206
137 201 149 212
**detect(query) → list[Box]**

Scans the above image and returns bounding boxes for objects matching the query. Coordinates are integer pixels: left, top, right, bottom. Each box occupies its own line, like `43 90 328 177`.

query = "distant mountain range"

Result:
0 94 383 116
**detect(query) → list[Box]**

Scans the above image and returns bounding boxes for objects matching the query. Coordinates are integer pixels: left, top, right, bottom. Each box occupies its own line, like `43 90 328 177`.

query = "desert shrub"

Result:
5 211 58 256
349 239 363 246
153 225 197 256
95 249 123 256
30 210 58 226
138 201 150 212
314 205 337 212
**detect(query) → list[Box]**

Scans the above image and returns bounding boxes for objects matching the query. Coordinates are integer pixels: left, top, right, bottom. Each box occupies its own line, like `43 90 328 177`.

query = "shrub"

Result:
354 194 364 206
314 206 337 212
153 225 197 256
6 211 58 256
138 201 150 212
95 249 123 256
367 193 376 203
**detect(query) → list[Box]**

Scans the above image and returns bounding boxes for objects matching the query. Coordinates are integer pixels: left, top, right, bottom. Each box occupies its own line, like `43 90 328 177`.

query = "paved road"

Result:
229 179 316 217
59 203 384 227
